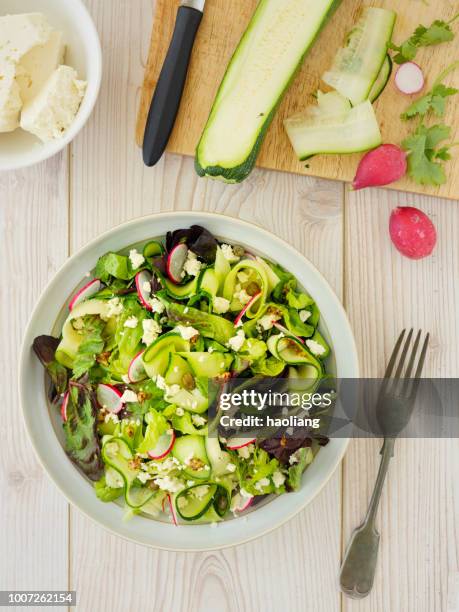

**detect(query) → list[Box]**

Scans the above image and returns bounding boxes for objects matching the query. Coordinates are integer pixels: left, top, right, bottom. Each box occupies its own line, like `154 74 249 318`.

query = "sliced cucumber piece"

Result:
143 332 190 378
168 387 209 414
164 353 192 386
198 268 219 298
284 99 381 160
102 437 154 509
172 435 211 480
143 240 164 258
175 483 217 520
322 7 396 105
267 334 282 359
223 260 269 316
277 337 322 372
369 54 392 102
255 257 281 294
205 437 231 476
195 0 342 183
214 246 231 293
288 365 321 392
178 352 233 378
164 276 199 300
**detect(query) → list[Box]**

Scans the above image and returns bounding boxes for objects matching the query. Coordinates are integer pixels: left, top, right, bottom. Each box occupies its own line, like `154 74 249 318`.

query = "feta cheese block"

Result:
0 60 22 132
16 30 65 104
20 65 87 142
0 13 52 62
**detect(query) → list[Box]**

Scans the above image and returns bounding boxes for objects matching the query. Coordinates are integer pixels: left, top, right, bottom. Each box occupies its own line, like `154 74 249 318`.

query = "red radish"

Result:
165 494 178 526
353 145 407 190
273 322 305 345
69 279 101 311
389 207 437 260
234 292 262 327
230 492 254 514
135 270 153 311
395 62 424 95
128 351 147 383
61 392 69 422
243 251 257 260
96 384 123 413
167 243 189 284
147 429 176 460
226 436 256 450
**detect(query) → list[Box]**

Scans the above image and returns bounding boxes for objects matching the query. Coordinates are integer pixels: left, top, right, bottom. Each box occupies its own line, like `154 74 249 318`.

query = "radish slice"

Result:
96 384 123 413
234 292 262 327
167 243 188 284
147 429 176 460
226 436 256 450
353 144 407 190
230 492 254 513
165 494 178 526
69 279 101 311
273 322 305 345
128 351 147 383
243 251 257 260
389 206 437 260
61 392 69 422
395 62 424 95
135 270 153 311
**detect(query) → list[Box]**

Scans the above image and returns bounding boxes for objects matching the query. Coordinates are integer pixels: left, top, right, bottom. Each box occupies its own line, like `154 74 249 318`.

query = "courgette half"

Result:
322 7 396 105
195 0 342 183
175 483 230 521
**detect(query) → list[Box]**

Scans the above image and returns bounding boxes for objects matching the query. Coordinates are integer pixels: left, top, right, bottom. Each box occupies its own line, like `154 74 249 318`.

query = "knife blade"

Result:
142 0 205 167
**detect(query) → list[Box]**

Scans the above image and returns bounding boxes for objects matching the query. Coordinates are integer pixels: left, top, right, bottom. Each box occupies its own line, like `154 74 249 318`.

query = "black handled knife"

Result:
142 0 205 167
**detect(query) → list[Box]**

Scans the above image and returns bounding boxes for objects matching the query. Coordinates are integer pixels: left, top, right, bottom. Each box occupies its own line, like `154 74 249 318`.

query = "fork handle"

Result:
340 438 395 598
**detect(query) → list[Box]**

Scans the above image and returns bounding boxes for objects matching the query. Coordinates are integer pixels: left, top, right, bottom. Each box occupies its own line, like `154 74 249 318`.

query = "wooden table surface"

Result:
1 2 458 611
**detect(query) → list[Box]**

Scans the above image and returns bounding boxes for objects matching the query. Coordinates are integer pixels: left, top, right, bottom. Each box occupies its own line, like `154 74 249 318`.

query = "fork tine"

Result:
383 329 406 378
404 330 422 379
394 328 413 379
410 333 430 399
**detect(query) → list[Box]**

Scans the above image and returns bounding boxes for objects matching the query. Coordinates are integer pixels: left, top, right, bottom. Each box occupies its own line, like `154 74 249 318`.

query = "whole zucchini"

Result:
195 0 342 183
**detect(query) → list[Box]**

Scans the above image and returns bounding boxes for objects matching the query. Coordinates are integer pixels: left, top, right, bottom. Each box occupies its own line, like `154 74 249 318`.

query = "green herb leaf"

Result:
391 17 457 64
402 84 459 120
72 316 106 380
402 124 452 185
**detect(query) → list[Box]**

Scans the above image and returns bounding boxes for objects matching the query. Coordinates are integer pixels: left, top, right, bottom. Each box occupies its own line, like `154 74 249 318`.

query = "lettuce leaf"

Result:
136 409 169 454
32 335 68 397
64 380 103 481
72 316 106 380
94 475 123 502
287 447 314 491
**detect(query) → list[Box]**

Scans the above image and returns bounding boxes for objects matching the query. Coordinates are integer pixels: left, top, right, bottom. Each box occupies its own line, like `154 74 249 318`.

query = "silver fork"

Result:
339 329 430 599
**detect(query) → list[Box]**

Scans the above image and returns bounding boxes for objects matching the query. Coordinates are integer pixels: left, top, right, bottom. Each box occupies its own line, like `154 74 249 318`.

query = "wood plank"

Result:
69 4 345 610
343 189 459 611
0 154 69 600
136 0 459 199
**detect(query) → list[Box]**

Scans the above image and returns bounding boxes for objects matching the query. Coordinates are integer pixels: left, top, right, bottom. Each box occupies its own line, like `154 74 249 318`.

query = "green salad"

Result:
33 226 330 524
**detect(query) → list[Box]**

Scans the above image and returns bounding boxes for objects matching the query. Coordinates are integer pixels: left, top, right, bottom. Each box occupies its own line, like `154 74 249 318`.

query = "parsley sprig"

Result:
389 14 459 64
401 62 459 186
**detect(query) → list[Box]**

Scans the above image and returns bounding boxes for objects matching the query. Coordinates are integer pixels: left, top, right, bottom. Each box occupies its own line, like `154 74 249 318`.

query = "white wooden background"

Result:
1 1 458 611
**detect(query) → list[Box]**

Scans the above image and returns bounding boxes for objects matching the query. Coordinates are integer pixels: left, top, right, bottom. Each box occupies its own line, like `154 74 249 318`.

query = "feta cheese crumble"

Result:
149 297 165 314
234 287 251 305
175 325 199 340
120 390 138 404
226 463 237 473
142 319 162 346
306 339 326 356
124 316 138 329
212 296 230 314
191 414 207 427
221 244 240 263
106 298 124 318
272 471 286 488
183 250 202 277
129 249 145 270
257 313 281 331
299 310 311 323
227 329 245 352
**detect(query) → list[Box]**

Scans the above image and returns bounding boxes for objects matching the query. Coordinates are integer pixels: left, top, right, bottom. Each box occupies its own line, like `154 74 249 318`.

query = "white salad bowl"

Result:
0 0 101 171
20 212 359 551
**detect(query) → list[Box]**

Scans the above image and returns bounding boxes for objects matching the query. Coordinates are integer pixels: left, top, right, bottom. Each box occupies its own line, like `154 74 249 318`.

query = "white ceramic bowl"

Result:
0 0 102 171
20 212 359 551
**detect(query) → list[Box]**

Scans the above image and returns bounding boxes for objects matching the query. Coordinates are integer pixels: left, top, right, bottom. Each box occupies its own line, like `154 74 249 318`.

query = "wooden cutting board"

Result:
136 0 459 199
